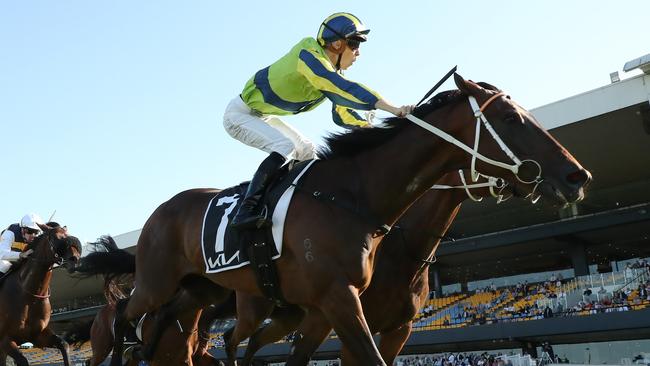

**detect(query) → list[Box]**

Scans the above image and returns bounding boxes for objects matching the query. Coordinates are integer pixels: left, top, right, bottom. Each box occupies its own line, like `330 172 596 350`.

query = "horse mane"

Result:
317 89 464 160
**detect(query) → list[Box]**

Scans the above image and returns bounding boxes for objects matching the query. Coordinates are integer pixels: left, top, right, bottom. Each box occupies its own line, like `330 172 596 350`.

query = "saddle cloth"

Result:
200 160 315 273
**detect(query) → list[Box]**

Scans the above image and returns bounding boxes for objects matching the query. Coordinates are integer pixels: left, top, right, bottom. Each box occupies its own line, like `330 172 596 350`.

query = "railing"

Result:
616 267 650 295
411 302 650 331
535 266 650 311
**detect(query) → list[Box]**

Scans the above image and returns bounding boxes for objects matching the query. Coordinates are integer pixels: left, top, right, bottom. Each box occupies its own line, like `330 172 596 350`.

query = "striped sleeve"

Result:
297 49 381 111
332 104 371 128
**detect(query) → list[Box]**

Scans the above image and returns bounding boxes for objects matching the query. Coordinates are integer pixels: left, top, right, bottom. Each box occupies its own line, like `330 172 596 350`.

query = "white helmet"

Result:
20 213 44 232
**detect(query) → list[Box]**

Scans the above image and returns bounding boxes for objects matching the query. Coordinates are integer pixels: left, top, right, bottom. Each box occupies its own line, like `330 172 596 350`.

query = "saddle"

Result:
200 160 315 306
240 159 314 306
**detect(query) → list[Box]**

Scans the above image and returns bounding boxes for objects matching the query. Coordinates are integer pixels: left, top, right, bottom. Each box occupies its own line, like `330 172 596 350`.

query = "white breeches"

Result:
223 96 317 161
0 260 11 273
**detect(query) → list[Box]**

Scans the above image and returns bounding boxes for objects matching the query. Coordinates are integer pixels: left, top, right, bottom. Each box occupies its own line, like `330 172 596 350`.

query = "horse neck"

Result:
356 111 470 227
394 188 466 267
19 257 53 298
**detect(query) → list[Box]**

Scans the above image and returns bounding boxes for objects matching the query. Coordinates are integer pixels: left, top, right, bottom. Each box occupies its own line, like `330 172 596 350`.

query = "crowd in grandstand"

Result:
413 261 650 330
393 351 571 366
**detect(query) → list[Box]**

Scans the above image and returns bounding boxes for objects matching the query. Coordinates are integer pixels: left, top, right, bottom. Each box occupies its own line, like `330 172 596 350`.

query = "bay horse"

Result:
220 170 510 365
67 236 224 366
0 225 81 366
100 74 591 366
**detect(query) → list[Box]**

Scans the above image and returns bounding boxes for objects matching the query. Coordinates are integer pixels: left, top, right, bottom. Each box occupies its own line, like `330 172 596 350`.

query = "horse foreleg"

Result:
34 327 71 366
89 305 116 366
319 285 385 366
284 308 332 366
377 322 412 365
110 298 130 366
193 349 221 366
241 306 305 366
193 323 222 366
224 295 274 366
2 339 28 366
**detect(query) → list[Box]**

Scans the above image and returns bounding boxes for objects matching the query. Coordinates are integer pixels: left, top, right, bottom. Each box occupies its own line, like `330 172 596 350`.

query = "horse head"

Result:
448 73 591 205
29 224 82 273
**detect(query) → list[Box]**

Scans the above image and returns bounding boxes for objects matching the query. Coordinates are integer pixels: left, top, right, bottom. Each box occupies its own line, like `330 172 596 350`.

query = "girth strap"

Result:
243 230 287 307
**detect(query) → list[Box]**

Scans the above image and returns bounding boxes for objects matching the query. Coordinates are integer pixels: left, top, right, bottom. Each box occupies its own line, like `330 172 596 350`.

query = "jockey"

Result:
0 213 40 276
225 12 414 229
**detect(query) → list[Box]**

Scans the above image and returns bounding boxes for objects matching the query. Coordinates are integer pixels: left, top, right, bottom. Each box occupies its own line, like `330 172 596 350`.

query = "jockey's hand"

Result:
375 99 415 118
395 104 415 118
19 249 34 259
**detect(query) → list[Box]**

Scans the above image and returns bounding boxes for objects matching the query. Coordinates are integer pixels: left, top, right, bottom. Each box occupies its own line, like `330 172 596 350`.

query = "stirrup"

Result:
125 345 150 363
123 345 136 360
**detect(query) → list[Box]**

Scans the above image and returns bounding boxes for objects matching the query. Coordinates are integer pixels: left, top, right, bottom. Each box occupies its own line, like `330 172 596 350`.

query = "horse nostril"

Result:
566 170 590 186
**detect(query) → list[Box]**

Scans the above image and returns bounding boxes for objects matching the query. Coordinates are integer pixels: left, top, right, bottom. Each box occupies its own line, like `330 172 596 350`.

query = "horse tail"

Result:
63 319 94 347
73 235 136 278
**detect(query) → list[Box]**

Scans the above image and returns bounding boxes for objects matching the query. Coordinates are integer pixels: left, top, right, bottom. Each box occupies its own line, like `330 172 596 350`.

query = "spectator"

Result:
543 305 553 318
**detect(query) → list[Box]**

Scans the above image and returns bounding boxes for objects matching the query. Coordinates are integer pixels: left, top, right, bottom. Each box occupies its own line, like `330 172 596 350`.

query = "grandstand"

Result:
33 54 650 365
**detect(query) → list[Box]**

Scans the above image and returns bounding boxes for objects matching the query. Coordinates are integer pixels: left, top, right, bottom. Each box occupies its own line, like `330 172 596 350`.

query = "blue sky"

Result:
1 1 647 243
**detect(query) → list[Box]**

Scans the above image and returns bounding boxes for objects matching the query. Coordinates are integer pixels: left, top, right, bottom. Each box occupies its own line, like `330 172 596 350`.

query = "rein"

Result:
300 90 544 242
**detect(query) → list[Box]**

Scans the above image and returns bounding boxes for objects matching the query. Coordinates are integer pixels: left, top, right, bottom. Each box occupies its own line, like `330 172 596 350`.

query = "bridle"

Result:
26 234 67 267
19 232 76 299
406 92 544 204
431 170 511 203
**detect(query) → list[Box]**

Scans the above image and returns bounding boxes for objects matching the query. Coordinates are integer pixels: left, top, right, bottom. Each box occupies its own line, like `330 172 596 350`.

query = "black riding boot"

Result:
0 271 6 285
230 152 286 229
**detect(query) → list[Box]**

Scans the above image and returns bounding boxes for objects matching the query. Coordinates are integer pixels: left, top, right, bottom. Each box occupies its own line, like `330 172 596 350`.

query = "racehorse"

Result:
67 236 223 366
91 74 592 366
220 170 510 365
0 225 81 366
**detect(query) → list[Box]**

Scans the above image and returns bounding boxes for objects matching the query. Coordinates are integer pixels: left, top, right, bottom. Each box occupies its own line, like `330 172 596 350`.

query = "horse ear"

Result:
37 223 50 232
454 73 482 96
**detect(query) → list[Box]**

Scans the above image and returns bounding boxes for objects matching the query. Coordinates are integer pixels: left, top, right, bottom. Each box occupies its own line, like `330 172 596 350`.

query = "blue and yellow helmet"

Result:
317 12 370 46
